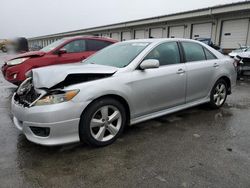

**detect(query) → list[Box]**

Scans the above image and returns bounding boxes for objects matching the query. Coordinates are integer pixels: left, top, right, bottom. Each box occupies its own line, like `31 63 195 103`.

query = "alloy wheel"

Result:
90 105 122 142
213 83 227 106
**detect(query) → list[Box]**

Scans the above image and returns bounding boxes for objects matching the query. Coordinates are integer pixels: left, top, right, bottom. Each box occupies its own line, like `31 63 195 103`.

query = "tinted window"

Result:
144 42 180 66
87 40 112 51
182 42 206 62
63 40 86 53
204 48 217 60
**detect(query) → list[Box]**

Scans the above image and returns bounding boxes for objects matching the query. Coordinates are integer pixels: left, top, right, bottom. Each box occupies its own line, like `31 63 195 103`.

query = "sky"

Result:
0 0 244 39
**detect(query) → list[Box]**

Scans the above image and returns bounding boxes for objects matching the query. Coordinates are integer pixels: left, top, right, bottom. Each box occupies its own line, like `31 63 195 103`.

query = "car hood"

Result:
31 63 119 89
236 51 250 59
9 51 46 61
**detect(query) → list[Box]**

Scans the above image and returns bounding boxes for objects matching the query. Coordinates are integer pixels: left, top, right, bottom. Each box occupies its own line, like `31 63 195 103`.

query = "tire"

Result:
209 79 228 109
1 46 7 53
79 97 126 147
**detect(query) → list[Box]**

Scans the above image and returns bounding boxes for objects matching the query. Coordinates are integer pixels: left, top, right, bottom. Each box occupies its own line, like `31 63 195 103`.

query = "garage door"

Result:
150 28 163 38
111 32 120 41
121 31 132 41
192 23 213 39
101 33 110 38
221 19 250 49
135 29 146 39
169 26 185 38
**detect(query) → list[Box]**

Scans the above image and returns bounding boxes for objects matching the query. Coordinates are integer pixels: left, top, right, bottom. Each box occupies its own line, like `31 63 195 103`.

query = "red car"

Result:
1 36 117 85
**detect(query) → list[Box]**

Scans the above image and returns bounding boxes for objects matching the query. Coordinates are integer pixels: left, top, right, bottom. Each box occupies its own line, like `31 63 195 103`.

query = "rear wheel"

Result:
209 79 228 109
79 98 126 147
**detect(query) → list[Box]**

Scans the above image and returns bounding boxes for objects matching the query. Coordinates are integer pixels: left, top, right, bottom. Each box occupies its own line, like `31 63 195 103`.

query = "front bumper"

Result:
11 95 89 146
1 63 26 85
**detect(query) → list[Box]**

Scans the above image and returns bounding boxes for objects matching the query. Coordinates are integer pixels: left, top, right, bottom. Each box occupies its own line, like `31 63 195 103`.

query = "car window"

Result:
204 48 217 60
144 42 180 66
87 40 112 51
182 42 206 62
40 39 67 52
63 40 86 53
84 42 149 68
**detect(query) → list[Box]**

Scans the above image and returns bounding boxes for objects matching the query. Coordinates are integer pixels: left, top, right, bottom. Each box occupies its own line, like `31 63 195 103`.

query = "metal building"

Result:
28 1 250 52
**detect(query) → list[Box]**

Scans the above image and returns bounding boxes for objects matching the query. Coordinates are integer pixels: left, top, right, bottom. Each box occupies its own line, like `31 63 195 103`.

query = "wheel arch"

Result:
80 94 131 126
217 76 231 94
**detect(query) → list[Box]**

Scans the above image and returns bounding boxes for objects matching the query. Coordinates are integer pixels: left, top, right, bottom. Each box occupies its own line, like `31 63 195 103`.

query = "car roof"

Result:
62 36 117 43
122 38 203 44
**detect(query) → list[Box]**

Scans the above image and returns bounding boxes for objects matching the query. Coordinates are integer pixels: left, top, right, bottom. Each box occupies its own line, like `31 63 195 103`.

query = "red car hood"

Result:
8 51 46 61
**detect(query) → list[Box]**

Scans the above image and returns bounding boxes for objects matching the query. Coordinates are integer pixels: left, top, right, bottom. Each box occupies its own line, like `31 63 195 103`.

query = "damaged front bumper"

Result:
11 93 89 146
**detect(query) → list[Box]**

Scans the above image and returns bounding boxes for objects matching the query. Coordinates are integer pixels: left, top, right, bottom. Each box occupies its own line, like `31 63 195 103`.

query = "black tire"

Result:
209 79 228 109
1 46 7 53
79 97 126 147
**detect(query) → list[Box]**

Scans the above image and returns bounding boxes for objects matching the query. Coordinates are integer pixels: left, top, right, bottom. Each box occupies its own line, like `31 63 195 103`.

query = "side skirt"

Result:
130 98 210 125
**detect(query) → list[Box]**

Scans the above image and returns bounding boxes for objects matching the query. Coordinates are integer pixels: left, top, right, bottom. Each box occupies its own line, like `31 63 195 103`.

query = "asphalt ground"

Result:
0 52 250 188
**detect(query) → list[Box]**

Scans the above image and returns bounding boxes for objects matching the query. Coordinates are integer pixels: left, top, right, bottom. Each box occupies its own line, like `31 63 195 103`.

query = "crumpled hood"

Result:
9 51 46 61
31 63 118 88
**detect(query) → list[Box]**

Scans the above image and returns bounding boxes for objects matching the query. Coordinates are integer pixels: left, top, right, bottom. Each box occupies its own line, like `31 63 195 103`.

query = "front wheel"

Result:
209 79 228 109
79 98 126 147
1 46 7 53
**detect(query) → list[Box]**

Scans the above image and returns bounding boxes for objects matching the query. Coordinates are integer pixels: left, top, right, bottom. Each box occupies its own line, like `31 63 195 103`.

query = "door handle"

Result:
176 69 185 74
213 63 219 67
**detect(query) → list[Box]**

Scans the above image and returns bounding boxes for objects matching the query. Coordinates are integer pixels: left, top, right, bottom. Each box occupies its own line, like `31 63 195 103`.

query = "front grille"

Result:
242 58 250 66
14 78 41 107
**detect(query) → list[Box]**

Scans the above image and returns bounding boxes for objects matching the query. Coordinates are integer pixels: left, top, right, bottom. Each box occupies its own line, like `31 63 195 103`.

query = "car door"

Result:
56 39 88 64
129 42 186 117
181 42 218 102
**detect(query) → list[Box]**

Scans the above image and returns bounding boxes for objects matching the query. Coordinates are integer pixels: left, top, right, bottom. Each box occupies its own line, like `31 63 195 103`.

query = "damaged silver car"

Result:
11 39 237 146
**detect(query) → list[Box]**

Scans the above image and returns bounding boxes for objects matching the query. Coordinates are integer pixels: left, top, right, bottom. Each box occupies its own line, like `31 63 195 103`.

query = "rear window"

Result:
204 48 217 60
87 40 113 51
182 42 206 62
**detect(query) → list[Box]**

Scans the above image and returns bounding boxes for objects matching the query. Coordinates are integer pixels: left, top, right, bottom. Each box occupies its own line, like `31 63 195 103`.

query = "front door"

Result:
57 39 89 64
129 42 186 118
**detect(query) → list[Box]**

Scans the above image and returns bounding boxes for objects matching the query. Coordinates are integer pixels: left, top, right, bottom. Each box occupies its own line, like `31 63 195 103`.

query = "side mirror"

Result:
140 59 160 70
57 49 67 56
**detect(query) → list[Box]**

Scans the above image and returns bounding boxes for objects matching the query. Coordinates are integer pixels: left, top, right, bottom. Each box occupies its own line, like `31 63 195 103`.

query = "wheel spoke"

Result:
95 127 106 141
214 94 219 100
216 97 220 106
219 84 225 92
107 124 119 135
109 110 120 123
90 118 104 128
101 106 108 119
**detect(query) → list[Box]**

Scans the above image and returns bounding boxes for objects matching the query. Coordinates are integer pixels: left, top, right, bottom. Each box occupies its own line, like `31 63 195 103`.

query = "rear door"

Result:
181 41 218 102
130 42 186 117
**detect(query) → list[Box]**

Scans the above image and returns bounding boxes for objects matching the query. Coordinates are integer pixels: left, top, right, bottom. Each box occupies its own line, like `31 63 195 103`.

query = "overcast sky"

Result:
0 0 244 39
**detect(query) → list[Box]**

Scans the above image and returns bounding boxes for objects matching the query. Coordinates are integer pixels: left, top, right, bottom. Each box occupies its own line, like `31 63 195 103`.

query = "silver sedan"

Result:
11 39 237 146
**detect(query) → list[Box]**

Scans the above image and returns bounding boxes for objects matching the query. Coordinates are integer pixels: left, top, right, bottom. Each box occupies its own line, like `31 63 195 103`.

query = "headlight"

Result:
35 90 79 106
7 57 29 66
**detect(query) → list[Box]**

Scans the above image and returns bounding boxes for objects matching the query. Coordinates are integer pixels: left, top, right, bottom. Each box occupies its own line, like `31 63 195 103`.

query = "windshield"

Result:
40 39 67 52
84 42 150 68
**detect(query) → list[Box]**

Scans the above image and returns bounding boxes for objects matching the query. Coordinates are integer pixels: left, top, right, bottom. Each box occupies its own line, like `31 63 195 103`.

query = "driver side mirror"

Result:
140 59 160 70
57 49 67 56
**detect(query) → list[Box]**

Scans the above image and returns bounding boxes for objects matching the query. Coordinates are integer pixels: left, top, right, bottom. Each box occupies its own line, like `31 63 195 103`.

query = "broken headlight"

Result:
35 90 79 106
